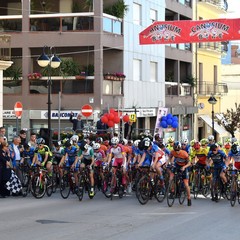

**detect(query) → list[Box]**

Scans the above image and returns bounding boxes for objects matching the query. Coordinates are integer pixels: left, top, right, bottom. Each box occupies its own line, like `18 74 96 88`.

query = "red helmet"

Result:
224 142 231 149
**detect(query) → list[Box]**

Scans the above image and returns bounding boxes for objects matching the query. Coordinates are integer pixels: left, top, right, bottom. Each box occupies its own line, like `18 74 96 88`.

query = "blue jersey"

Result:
64 146 78 163
23 147 35 162
207 149 226 168
228 150 240 163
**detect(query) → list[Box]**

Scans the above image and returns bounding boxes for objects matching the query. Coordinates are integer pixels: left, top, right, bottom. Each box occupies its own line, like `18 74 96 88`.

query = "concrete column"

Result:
0 60 13 126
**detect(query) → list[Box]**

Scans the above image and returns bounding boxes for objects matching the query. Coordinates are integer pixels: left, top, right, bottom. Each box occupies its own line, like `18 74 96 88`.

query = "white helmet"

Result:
134 139 141 147
181 138 189 145
208 135 214 141
111 137 119 145
93 143 101 150
70 135 79 142
122 138 128 145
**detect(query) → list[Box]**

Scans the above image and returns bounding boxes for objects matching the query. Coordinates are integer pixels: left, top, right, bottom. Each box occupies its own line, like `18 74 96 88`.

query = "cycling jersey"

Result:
34 145 53 161
109 144 125 159
78 147 94 160
192 147 208 165
170 150 189 166
228 150 240 169
64 146 78 164
207 150 226 168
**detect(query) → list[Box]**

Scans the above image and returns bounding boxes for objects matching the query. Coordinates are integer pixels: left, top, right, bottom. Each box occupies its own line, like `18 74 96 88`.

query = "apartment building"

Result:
0 0 166 138
194 0 229 141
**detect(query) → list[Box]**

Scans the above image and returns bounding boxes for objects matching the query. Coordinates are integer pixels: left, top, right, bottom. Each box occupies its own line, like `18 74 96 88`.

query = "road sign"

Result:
14 101 23 117
129 114 136 122
81 104 93 117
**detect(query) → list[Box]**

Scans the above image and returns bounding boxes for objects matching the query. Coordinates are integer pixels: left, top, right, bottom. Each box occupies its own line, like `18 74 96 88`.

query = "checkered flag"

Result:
5 170 22 194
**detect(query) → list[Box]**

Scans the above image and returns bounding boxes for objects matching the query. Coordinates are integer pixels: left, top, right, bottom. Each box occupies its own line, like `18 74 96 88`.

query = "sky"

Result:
226 0 240 17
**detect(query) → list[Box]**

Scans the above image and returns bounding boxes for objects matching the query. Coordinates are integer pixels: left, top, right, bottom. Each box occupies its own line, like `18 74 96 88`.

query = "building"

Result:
194 0 229 141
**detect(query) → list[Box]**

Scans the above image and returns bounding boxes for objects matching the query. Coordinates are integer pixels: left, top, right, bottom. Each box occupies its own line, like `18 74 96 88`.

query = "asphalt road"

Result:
0 190 239 240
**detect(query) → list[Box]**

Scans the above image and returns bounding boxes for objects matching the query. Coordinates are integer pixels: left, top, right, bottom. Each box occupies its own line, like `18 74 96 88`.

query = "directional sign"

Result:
81 104 93 118
14 101 23 117
129 113 136 122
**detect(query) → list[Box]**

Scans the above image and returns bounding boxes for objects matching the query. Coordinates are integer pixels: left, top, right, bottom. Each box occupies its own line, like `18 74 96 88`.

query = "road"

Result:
0 190 239 240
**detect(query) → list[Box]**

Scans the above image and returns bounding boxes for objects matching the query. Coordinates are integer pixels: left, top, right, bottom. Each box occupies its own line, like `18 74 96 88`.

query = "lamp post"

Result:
37 46 61 148
208 95 217 136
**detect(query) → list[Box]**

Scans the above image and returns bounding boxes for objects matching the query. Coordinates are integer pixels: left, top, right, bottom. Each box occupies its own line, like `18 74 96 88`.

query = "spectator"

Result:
0 140 11 198
69 112 84 133
28 132 37 149
124 121 133 140
19 129 27 146
96 115 108 135
0 126 7 142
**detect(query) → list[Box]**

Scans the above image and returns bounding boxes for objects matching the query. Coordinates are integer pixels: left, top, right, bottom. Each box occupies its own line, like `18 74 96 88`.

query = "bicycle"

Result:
229 169 240 207
21 165 36 197
136 166 166 205
59 166 78 199
31 166 53 199
78 166 95 201
192 164 211 199
102 164 112 198
166 167 187 207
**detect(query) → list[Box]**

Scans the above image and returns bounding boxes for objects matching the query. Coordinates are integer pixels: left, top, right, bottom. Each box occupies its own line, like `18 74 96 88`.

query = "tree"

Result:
217 103 240 137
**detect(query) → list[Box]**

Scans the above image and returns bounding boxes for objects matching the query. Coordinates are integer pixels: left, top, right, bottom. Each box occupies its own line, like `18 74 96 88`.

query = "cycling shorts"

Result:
112 158 126 168
173 164 189 180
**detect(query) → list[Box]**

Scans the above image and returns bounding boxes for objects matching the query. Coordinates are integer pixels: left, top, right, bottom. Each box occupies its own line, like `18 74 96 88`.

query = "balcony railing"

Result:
197 81 228 95
198 0 228 11
0 13 123 35
165 82 192 96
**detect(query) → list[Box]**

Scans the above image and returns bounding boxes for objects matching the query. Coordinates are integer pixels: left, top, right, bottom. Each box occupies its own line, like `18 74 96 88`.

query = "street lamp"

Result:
208 94 217 136
37 46 61 148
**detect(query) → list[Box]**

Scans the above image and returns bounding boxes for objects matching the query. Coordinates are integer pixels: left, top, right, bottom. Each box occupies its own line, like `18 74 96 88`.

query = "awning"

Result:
199 115 228 136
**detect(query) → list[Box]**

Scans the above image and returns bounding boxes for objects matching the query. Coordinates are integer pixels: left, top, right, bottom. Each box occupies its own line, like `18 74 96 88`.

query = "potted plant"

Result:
28 72 42 80
115 72 126 80
104 0 129 19
3 65 22 87
84 64 94 76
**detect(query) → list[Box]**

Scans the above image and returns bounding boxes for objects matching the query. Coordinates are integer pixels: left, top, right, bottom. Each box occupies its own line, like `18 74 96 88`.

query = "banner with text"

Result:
139 18 240 45
154 107 168 137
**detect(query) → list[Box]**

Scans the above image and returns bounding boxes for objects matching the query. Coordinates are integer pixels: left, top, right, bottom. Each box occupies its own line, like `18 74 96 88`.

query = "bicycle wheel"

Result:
166 179 176 207
179 180 186 205
46 176 53 197
52 171 58 193
102 172 112 198
60 174 71 199
136 175 150 205
154 178 166 203
78 175 85 201
22 173 30 197
230 179 237 207
32 173 46 199
202 174 211 198
192 172 200 199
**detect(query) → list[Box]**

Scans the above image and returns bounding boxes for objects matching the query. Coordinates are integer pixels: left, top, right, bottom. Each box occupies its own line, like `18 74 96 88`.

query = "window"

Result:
150 9 157 23
103 80 123 95
150 62 157 82
133 3 141 25
133 59 142 81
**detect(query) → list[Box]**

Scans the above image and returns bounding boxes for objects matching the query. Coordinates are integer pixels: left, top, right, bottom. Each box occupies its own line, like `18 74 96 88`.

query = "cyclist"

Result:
166 136 174 151
207 144 227 201
208 135 215 146
52 141 65 165
168 141 192 206
59 140 79 186
200 138 209 150
181 139 190 154
73 141 95 197
107 137 127 192
96 137 108 154
22 143 35 166
192 141 209 166
32 138 53 175
70 135 80 149
223 141 231 156
228 143 240 170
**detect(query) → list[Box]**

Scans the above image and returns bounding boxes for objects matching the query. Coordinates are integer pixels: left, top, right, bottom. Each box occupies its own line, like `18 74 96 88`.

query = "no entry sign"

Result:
81 104 93 117
14 101 23 117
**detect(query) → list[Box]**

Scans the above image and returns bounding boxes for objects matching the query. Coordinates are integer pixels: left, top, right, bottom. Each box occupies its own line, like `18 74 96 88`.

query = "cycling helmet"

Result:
200 138 209 146
134 139 141 147
103 140 109 146
181 138 189 145
96 137 103 144
167 136 174 143
231 143 239 154
231 137 238 144
70 135 79 142
80 141 89 151
93 143 101 150
64 140 72 148
111 137 119 145
121 138 128 146
193 142 201 150
154 133 160 141
173 141 181 151
128 140 133 145
208 135 214 141
210 144 218 152
217 141 223 148
36 138 45 145
190 139 197 147
62 138 69 144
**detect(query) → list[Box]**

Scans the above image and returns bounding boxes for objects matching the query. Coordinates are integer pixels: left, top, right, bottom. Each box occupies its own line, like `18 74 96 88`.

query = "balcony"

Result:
197 81 228 95
0 13 123 35
165 82 192 96
198 0 228 12
0 34 11 61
